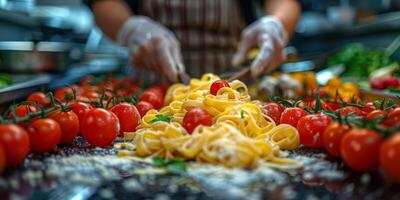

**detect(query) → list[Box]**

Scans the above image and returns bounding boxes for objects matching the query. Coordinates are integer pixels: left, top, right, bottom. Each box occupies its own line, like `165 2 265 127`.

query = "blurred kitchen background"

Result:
294 0 400 56
0 0 399 103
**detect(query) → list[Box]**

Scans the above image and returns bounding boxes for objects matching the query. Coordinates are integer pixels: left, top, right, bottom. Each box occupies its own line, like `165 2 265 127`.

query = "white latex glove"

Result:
232 16 287 77
117 16 185 82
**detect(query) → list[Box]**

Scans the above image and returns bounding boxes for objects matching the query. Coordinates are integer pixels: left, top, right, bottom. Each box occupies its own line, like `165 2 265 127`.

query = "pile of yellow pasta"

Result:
120 74 300 168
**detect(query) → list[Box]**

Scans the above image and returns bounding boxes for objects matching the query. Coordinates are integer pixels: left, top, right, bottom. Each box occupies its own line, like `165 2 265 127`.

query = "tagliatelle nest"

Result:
120 74 301 169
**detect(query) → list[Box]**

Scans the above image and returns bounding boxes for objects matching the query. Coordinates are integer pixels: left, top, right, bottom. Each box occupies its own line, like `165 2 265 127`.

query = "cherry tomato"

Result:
49 110 80 143
27 92 50 107
26 118 62 153
299 98 331 111
262 103 285 124
366 110 387 121
182 108 213 133
122 84 139 96
323 123 350 157
13 105 38 119
336 106 365 117
70 102 93 125
360 102 375 114
147 85 166 96
0 145 5 174
279 107 307 127
76 96 90 102
116 90 128 98
140 90 163 109
145 88 163 98
380 133 400 182
110 103 141 136
81 88 100 101
54 87 75 102
152 83 169 93
81 108 119 147
383 107 400 127
297 114 333 148
0 124 30 166
210 80 230 95
327 102 342 111
98 81 114 91
10 105 38 127
136 101 154 117
340 128 382 172
277 104 286 113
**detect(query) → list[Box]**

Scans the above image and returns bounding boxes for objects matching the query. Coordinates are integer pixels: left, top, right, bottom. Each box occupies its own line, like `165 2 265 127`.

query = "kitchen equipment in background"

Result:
0 41 81 73
316 64 345 85
327 6 356 27
295 12 332 36
280 60 316 73
30 4 93 41
0 74 50 104
327 0 356 27
386 34 400 61
0 0 35 12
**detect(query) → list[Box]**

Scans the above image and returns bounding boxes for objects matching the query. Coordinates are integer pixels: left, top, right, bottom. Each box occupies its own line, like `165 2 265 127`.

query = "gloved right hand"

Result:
117 16 185 82
232 16 287 77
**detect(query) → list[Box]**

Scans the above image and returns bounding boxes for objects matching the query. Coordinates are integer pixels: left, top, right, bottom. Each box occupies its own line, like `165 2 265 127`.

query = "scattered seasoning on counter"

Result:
184 163 289 200
360 174 371 185
98 188 114 199
289 149 347 181
281 186 297 199
122 177 144 192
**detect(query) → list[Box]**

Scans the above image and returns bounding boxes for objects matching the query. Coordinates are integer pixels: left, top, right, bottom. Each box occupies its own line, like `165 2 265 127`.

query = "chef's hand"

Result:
117 16 185 82
232 16 287 77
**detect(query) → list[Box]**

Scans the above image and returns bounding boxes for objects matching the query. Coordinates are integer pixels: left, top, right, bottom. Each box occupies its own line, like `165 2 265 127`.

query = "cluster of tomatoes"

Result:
262 96 400 183
1 74 399 184
0 75 168 174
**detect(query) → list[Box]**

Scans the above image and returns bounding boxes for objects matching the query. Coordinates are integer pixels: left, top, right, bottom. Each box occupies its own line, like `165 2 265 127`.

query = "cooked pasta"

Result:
121 74 300 168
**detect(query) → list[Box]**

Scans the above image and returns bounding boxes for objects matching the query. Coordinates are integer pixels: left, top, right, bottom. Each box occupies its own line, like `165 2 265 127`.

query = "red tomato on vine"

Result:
26 118 62 153
81 108 119 147
340 128 382 172
49 110 80 143
297 113 333 148
0 124 30 166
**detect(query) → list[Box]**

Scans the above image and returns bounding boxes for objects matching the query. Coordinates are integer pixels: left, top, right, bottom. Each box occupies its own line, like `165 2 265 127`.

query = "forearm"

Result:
264 0 301 37
92 0 132 41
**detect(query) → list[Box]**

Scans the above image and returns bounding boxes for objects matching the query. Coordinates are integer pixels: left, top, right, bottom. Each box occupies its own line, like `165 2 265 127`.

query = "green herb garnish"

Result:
152 156 166 167
240 110 245 119
150 114 173 123
152 157 187 175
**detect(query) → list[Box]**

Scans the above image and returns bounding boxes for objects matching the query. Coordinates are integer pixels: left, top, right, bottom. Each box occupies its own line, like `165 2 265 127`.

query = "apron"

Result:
131 0 246 82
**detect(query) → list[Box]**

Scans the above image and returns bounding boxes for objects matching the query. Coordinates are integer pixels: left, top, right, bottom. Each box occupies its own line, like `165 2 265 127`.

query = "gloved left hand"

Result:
117 16 185 82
